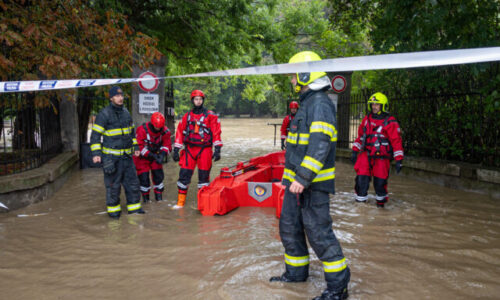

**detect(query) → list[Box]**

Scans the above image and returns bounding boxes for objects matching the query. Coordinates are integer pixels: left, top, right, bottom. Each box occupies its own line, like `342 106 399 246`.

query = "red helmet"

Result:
289 101 299 109
151 112 165 128
190 89 205 100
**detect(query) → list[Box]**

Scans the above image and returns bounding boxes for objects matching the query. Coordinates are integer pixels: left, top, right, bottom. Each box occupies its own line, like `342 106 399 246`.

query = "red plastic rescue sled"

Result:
197 151 286 217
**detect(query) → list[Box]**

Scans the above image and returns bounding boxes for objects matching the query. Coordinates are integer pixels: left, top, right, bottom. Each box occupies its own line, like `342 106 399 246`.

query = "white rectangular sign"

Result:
139 93 159 114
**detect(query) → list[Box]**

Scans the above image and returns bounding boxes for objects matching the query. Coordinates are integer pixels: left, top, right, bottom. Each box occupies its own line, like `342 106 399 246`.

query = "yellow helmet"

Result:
367 92 389 113
289 51 326 93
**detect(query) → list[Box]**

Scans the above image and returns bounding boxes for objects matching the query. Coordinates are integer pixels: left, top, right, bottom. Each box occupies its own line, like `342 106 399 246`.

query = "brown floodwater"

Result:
0 118 499 299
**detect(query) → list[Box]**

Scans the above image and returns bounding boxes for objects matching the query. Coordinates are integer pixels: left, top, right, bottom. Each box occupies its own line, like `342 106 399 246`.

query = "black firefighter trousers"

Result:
104 156 141 217
279 188 350 292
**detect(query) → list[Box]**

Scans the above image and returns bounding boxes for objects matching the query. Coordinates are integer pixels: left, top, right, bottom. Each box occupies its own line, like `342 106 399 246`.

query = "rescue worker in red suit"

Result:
133 112 172 203
351 92 404 208
280 101 299 150
171 90 222 209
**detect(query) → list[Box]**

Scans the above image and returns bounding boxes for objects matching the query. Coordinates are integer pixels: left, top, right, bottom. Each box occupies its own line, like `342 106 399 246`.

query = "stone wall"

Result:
337 148 500 199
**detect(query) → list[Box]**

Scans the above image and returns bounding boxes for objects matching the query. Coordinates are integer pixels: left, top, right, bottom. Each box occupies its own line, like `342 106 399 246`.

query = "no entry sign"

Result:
138 71 159 92
331 75 347 93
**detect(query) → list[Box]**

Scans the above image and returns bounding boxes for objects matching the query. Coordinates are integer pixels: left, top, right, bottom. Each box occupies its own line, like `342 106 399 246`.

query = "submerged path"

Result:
0 118 499 299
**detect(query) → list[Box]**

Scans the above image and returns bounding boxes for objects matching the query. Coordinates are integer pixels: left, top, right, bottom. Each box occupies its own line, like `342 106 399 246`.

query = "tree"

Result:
0 0 162 146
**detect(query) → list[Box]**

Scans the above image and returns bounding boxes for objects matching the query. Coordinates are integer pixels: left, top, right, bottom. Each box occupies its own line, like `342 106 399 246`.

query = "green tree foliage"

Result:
0 0 161 106
329 0 500 165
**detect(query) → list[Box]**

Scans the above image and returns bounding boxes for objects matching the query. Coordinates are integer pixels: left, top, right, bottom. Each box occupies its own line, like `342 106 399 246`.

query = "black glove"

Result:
212 146 221 162
102 156 116 175
351 151 358 164
155 152 166 165
281 139 285 150
172 148 180 162
395 160 403 174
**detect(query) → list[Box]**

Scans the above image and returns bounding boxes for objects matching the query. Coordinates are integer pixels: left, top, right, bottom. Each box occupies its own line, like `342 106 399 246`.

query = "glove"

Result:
172 148 180 162
155 152 166 165
212 146 221 162
102 156 116 175
395 160 403 174
281 139 285 150
350 151 358 164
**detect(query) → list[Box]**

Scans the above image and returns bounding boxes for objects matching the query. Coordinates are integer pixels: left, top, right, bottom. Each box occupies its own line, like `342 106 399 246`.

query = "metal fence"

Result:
337 91 500 167
0 94 62 176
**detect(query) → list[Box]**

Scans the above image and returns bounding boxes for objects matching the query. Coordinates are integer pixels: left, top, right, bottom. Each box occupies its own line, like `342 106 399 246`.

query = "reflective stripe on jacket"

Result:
90 104 138 157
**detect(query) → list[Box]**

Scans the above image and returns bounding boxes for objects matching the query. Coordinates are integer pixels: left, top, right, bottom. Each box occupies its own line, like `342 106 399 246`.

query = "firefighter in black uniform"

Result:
90 86 144 219
269 51 350 300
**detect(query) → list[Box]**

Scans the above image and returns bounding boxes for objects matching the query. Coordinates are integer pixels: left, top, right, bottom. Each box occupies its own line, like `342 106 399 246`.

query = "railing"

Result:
337 91 499 167
0 94 62 175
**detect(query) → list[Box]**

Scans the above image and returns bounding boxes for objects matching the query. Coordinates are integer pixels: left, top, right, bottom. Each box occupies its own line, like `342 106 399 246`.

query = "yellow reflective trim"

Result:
92 124 105 134
286 132 298 145
127 203 142 211
312 168 335 182
102 147 133 156
298 133 309 145
132 138 138 145
107 205 121 213
90 143 102 151
285 253 310 267
310 121 336 138
301 156 323 173
323 258 347 273
282 168 296 182
104 127 131 136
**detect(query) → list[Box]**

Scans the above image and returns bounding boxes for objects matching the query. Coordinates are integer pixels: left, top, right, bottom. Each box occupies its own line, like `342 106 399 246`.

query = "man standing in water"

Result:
270 51 350 300
280 101 299 150
90 86 144 219
351 92 404 207
171 89 222 209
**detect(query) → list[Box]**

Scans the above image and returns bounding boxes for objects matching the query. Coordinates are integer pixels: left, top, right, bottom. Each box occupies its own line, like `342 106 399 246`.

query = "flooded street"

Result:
1 118 499 299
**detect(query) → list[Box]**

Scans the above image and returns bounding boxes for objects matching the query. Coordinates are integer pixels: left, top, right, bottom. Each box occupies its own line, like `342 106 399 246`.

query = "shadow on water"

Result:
0 118 499 299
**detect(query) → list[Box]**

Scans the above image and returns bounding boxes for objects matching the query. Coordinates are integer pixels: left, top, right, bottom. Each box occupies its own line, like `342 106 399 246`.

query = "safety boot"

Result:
108 212 121 220
312 287 348 300
128 208 145 214
376 201 385 208
172 193 186 209
269 273 306 283
155 192 163 202
142 193 150 203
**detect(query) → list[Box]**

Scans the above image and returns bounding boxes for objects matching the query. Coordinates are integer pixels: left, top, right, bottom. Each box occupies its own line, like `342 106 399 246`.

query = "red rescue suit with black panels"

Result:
280 115 295 140
174 108 222 194
352 112 404 204
133 122 172 198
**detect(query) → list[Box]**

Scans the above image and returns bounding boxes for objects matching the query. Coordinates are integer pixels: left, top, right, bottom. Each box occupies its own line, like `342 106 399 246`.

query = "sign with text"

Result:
139 93 159 114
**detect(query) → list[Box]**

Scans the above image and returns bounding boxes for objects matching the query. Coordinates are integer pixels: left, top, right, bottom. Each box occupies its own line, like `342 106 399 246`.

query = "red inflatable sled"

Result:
197 151 286 217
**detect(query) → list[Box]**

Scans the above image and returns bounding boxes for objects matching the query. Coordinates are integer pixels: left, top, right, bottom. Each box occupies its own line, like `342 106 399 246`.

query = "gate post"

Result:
59 90 80 153
131 56 174 133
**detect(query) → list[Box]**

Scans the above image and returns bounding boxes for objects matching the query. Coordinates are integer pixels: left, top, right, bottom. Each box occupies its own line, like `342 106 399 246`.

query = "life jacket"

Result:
361 114 394 159
143 123 167 154
182 110 213 147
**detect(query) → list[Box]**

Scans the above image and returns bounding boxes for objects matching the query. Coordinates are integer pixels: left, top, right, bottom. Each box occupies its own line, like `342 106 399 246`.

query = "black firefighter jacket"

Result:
282 88 337 194
90 103 138 158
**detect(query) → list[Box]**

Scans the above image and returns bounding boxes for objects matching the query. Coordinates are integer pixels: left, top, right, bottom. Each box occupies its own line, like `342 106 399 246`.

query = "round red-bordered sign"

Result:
331 75 347 93
138 71 159 92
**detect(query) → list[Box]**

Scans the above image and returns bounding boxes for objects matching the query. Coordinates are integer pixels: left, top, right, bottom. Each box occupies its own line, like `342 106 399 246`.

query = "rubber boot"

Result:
172 193 186 209
376 201 385 208
108 212 121 220
269 273 306 283
312 287 348 300
155 192 163 202
142 193 150 203
128 208 146 215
